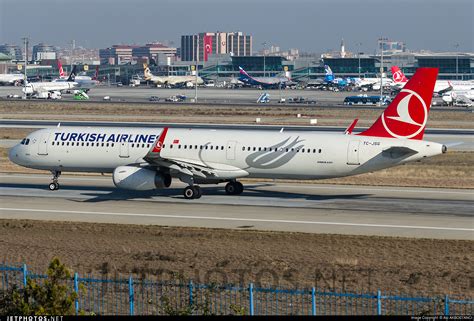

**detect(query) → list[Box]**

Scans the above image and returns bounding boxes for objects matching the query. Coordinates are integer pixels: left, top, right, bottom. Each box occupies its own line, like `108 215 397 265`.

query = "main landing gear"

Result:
183 185 202 199
225 181 243 195
48 171 61 191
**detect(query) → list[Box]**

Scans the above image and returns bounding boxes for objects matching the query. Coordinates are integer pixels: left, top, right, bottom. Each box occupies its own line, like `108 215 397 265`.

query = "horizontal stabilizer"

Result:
382 146 418 159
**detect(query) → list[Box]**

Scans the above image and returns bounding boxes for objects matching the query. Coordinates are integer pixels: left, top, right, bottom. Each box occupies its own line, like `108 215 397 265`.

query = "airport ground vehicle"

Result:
73 90 89 100
344 95 391 106
149 96 160 102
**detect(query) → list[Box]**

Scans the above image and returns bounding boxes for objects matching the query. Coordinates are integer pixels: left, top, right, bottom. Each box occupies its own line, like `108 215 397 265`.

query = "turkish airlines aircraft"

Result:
391 66 474 94
9 68 446 199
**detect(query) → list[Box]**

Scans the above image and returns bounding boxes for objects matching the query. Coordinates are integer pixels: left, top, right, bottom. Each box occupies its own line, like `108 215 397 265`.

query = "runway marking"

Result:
0 207 472 232
1 174 473 196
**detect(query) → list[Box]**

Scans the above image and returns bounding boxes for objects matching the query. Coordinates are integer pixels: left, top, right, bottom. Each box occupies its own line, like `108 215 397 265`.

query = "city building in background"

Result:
32 43 57 61
99 43 177 65
0 44 23 61
132 43 177 65
181 31 252 61
378 38 406 54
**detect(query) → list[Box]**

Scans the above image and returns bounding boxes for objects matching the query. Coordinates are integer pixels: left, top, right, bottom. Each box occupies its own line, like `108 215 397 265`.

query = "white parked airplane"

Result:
0 73 25 86
391 65 474 95
143 64 204 87
9 68 446 199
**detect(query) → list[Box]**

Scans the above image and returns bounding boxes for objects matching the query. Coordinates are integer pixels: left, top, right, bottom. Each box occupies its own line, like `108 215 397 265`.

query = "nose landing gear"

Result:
48 171 61 191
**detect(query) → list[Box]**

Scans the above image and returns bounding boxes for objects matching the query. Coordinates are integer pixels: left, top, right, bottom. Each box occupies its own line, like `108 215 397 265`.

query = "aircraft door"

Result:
347 141 360 165
119 142 129 158
226 141 237 160
37 133 50 155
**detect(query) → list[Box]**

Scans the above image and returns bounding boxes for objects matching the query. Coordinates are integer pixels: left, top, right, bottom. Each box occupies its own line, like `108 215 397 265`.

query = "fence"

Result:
1 264 472 315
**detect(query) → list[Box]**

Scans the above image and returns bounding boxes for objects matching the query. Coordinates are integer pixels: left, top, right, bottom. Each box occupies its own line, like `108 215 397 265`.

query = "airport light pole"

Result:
22 37 28 99
357 42 362 78
194 63 198 102
454 43 459 80
379 39 384 106
262 42 267 77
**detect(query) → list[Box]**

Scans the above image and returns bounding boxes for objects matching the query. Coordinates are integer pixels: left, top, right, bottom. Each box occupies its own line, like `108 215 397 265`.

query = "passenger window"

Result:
313 149 316 153
178 145 181 149
67 142 70 146
195 145 198 149
147 144 150 148
319 149 322 153
210 146 213 150
302 148 305 153
242 147 245 151
131 144 134 147
112 143 114 147
205 146 208 150
170 144 173 149
51 142 54 145
258 147 261 151
86 142 89 146
253 147 256 151
184 145 187 149
102 143 104 147
221 146 224 150
106 143 109 147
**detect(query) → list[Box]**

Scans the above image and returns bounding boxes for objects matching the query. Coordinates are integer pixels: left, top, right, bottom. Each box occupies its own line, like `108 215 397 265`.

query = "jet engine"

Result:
112 166 171 190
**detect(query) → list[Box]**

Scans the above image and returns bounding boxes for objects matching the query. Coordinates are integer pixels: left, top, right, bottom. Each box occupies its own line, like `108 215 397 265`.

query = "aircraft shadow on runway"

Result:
0 182 370 203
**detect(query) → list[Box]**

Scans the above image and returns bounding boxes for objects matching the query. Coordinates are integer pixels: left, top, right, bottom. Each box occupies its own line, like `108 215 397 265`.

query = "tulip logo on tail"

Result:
358 68 438 140
382 89 427 139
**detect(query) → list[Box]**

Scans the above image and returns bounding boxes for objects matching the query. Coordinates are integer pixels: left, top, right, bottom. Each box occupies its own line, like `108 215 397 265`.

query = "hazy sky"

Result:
1 0 472 53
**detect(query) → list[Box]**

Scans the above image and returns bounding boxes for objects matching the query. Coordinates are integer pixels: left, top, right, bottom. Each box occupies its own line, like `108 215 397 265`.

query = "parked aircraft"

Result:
22 70 77 96
53 64 99 92
9 68 447 198
0 73 25 86
143 64 203 87
391 66 474 96
238 67 289 89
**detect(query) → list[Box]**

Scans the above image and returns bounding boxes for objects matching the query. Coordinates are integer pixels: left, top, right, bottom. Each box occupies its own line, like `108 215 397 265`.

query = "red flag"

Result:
203 35 213 61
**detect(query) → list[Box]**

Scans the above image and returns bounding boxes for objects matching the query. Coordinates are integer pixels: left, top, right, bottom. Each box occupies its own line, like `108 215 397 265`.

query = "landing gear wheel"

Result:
194 186 202 199
225 182 236 195
184 186 197 199
235 182 243 195
49 182 59 191
225 181 244 195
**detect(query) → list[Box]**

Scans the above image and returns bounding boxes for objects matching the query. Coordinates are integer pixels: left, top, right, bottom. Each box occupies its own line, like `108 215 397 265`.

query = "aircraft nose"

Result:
8 145 20 164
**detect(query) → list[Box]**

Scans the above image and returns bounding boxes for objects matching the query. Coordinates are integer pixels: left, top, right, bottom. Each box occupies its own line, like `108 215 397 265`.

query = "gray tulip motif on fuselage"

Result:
244 136 305 169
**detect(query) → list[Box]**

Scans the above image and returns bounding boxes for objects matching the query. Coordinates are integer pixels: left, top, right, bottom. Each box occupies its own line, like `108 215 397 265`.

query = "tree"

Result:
0 258 81 315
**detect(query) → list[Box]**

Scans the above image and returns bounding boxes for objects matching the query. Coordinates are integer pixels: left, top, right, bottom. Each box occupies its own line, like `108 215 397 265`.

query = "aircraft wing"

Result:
146 156 249 179
143 128 249 180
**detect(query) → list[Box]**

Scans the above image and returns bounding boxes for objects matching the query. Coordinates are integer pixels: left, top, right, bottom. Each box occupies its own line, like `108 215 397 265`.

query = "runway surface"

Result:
0 173 472 240
2 119 473 150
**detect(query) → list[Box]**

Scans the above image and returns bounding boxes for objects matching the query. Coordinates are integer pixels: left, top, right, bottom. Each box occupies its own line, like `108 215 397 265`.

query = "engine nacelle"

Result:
113 166 171 191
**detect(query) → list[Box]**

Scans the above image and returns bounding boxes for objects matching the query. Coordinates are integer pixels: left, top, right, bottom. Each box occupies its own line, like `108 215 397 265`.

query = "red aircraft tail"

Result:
57 60 65 78
358 68 438 140
391 66 409 84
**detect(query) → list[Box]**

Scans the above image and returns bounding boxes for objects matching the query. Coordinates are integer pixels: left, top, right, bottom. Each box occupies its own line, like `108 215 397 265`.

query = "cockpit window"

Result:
20 138 29 145
25 139 30 145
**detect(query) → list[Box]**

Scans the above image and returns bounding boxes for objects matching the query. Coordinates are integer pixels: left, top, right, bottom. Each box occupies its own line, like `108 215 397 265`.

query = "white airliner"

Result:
9 68 446 199
391 66 474 95
0 73 25 86
143 64 204 87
